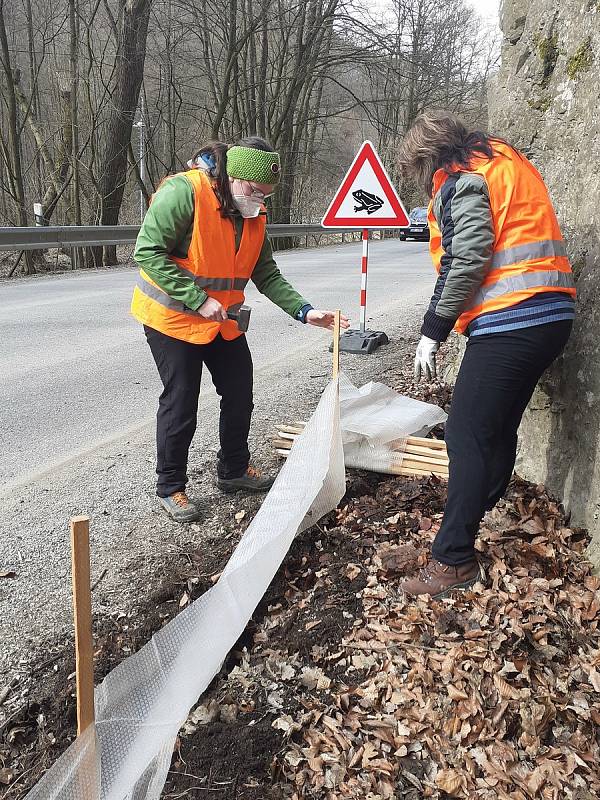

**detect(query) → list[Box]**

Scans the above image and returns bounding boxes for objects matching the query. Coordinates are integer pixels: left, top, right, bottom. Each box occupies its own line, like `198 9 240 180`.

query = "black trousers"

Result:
144 327 254 497
432 320 572 566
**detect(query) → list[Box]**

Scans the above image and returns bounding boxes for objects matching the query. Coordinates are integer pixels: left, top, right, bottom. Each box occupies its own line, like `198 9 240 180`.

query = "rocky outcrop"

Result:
489 0 600 562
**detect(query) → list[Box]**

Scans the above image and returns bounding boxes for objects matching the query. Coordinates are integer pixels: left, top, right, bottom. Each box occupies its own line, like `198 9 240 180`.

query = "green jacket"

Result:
133 174 309 317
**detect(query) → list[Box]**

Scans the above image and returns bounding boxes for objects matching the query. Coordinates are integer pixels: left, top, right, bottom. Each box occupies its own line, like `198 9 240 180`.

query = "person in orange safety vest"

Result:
132 137 349 522
397 110 575 598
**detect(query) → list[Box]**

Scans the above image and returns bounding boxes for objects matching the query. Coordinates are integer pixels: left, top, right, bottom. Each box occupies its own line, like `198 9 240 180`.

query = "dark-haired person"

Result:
132 137 349 523
397 111 575 598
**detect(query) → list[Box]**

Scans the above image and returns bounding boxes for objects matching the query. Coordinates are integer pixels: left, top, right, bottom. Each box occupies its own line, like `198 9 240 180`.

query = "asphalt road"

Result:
0 238 433 678
1 239 431 491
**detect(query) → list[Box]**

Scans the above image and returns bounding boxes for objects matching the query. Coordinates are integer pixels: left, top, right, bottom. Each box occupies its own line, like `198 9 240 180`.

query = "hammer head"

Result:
227 304 252 332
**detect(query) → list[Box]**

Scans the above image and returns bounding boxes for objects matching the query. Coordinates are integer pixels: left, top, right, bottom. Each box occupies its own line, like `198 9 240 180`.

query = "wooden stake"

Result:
332 310 341 381
401 443 448 459
398 458 449 475
278 424 306 435
407 436 446 450
389 464 447 479
70 516 95 736
394 452 449 468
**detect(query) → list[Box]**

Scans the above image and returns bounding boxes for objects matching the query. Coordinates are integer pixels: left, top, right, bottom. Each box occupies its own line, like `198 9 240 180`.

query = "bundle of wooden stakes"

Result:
272 422 449 479
273 312 448 480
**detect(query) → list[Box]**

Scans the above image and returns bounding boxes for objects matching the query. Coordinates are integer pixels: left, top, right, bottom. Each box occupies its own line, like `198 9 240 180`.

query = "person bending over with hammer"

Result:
132 136 349 523
397 111 575 598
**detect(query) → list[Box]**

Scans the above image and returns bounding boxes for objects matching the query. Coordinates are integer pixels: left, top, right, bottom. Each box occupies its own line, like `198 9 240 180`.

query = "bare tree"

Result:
0 0 35 273
1 0 496 275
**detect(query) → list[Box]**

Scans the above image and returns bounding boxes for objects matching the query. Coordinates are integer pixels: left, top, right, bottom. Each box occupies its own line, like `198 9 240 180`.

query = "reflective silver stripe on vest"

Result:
491 239 567 269
195 276 249 291
467 269 575 310
137 277 202 315
173 264 248 292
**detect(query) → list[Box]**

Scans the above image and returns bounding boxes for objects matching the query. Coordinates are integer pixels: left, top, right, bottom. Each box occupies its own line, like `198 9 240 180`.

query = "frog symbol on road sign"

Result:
321 141 410 228
352 189 384 215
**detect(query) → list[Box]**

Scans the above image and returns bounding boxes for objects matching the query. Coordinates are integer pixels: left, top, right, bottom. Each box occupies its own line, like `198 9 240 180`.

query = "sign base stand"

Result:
330 328 389 356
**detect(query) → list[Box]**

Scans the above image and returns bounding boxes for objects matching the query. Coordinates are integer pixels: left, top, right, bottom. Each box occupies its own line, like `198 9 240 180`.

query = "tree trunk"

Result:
210 0 238 138
98 0 152 265
24 0 43 200
0 1 35 274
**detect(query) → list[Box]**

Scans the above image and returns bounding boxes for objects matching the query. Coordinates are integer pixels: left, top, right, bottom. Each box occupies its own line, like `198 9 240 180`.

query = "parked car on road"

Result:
399 206 430 241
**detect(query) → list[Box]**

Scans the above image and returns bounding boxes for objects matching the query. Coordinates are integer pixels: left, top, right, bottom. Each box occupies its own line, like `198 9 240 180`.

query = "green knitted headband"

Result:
226 146 281 185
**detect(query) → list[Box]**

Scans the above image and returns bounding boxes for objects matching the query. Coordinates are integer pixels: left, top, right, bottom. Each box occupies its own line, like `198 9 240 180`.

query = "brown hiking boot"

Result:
158 491 203 523
217 466 275 494
400 558 481 599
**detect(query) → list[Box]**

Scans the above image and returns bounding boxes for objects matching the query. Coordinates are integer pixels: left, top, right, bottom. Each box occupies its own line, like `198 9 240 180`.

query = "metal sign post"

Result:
360 228 368 334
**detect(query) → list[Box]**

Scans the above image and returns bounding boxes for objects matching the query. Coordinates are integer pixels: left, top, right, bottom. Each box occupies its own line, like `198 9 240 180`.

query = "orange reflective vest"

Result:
131 169 266 344
428 142 576 334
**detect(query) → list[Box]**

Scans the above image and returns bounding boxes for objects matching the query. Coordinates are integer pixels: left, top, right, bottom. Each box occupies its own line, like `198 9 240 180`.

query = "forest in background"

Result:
0 0 497 273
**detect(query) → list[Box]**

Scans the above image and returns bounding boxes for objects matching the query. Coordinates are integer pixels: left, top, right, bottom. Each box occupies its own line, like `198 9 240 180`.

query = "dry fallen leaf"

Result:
301 666 331 690
447 684 469 701
0 768 14 785
305 620 322 631
436 768 465 796
587 667 600 692
235 510 246 521
272 715 302 736
219 703 238 724
493 673 521 701
182 700 219 733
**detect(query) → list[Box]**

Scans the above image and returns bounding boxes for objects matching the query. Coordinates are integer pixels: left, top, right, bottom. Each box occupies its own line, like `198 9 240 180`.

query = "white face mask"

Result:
233 194 263 218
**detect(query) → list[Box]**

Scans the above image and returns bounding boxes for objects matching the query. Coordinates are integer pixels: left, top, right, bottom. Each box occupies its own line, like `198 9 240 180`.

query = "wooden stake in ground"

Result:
70 515 95 736
332 310 341 381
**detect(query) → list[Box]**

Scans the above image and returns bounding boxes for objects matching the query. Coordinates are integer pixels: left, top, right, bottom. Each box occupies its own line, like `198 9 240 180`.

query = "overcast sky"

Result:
468 0 500 27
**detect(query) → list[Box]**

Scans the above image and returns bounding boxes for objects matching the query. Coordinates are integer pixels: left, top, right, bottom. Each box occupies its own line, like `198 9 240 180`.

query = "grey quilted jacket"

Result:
421 172 494 342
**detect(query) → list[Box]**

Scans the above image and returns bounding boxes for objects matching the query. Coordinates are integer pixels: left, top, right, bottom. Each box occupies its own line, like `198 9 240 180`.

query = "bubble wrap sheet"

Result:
339 373 447 474
24 380 345 800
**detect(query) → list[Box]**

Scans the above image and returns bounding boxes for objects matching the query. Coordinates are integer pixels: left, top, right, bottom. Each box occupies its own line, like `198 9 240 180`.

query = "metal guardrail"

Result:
0 224 392 251
0 225 140 251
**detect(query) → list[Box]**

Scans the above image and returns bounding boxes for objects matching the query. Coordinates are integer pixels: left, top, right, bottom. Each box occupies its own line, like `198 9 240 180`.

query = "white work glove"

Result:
198 296 228 321
414 335 440 381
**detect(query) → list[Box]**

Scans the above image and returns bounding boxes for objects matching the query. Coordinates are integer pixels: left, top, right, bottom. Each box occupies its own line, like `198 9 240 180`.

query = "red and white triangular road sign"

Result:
321 141 410 228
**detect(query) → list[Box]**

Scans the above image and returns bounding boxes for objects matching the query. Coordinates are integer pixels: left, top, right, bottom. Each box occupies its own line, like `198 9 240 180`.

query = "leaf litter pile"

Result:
165 465 600 800
2 365 600 799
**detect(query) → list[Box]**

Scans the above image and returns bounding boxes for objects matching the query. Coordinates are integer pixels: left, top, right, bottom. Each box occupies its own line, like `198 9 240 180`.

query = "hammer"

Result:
227 304 252 332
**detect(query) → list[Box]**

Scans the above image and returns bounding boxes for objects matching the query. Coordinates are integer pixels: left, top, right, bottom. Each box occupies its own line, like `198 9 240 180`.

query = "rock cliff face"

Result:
489 0 600 561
